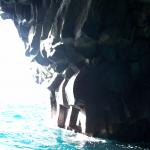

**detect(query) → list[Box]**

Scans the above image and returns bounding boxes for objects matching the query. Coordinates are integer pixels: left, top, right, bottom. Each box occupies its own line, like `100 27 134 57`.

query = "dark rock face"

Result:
1 0 150 142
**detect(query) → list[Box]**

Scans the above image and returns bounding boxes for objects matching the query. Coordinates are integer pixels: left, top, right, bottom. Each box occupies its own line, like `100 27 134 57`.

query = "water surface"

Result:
0 104 149 150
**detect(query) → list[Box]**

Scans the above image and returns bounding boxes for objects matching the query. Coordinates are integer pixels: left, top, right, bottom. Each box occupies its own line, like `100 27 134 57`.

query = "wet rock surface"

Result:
0 0 150 142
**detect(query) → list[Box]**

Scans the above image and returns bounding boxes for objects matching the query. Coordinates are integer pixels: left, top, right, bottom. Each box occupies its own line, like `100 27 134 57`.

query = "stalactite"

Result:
74 0 92 39
76 107 86 133
55 78 65 124
64 66 80 129
50 0 71 44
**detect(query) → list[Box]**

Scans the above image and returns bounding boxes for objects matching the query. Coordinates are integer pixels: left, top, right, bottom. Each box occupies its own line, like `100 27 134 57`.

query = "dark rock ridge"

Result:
1 0 150 142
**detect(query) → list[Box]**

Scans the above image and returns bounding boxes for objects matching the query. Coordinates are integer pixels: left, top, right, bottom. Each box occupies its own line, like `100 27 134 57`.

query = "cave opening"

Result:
0 0 150 149
0 17 50 105
0 16 86 133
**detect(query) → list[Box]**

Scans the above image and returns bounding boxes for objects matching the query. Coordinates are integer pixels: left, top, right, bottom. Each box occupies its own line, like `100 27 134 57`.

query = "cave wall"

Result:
0 0 150 142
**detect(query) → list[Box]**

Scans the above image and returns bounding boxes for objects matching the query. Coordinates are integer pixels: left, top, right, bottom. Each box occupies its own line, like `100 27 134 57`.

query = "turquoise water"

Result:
0 104 149 150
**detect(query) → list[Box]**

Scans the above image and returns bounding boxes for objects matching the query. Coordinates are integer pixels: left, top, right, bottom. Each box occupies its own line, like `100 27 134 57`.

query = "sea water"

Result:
0 104 149 150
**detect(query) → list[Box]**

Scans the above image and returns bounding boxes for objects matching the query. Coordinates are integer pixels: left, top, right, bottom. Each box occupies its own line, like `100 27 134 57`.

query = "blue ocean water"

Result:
0 104 149 150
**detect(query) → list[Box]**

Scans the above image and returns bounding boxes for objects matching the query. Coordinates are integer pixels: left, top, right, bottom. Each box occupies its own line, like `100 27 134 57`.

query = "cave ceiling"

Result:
0 0 150 66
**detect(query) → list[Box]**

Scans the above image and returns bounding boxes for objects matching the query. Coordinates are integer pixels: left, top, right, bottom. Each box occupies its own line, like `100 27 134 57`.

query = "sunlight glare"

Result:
0 18 50 105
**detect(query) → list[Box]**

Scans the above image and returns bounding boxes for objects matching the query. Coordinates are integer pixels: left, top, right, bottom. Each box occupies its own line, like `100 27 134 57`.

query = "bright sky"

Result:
0 18 50 105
